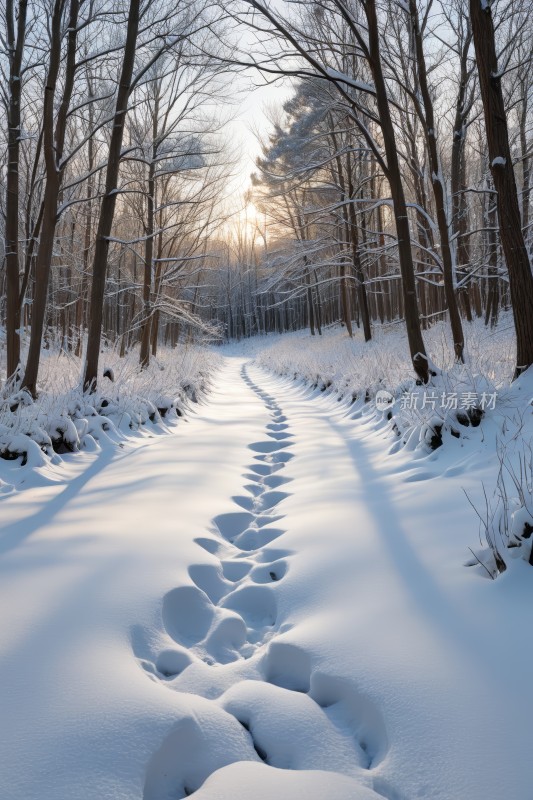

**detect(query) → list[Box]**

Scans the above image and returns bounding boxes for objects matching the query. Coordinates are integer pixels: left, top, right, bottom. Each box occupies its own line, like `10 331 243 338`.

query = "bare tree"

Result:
406 0 465 361
470 0 533 377
22 0 81 396
2 0 29 380
83 0 142 390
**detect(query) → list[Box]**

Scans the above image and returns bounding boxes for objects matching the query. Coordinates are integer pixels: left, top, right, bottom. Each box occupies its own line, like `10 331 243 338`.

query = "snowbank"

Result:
0 345 220 493
251 318 533 576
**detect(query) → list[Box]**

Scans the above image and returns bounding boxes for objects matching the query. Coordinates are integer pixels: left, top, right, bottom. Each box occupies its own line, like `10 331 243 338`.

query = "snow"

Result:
492 156 507 167
324 68 375 95
0 345 217 493
396 0 410 12
1 332 533 799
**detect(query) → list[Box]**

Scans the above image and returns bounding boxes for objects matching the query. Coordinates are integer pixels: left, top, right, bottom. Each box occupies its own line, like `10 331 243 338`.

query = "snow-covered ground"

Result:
1 341 533 800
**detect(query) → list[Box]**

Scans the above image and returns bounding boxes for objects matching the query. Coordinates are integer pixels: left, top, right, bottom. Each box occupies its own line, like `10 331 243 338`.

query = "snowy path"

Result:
1 355 533 800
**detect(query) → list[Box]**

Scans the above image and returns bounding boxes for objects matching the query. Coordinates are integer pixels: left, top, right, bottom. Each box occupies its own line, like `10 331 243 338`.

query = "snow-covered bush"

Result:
255 315 515 455
465 433 533 578
0 344 220 489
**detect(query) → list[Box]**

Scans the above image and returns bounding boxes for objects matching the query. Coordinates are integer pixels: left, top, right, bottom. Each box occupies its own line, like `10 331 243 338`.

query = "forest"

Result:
1 0 532 390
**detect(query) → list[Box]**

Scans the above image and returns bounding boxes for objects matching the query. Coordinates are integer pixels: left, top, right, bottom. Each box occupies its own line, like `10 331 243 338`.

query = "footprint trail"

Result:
138 365 392 800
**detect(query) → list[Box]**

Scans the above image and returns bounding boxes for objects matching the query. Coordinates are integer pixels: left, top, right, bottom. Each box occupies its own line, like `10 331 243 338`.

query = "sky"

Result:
218 2 295 234
222 75 292 231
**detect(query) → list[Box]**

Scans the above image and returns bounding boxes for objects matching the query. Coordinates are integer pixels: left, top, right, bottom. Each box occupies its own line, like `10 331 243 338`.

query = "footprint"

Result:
205 614 248 664
255 547 294 563
263 474 292 489
249 440 290 454
143 708 258 800
266 423 290 432
246 463 273 477
188 563 231 604
250 559 288 583
232 495 255 512
194 537 224 555
267 432 293 441
156 647 194 678
213 512 254 539
266 451 294 465
242 472 265 484
256 514 284 528
232 528 261 551
256 490 290 512
219 680 368 774
244 482 264 498
233 526 284 552
162 585 215 646
263 640 311 692
221 559 253 582
309 673 389 768
221 585 277 628
254 528 285 547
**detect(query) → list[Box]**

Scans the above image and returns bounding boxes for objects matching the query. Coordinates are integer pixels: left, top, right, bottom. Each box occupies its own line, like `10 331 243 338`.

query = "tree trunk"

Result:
409 0 464 362
140 88 160 368
84 0 140 390
450 16 473 324
305 264 315 335
364 0 429 381
23 0 80 396
347 149 371 341
484 186 500 327
75 77 95 358
4 0 28 380
150 231 164 357
340 264 353 336
518 79 530 238
470 0 533 377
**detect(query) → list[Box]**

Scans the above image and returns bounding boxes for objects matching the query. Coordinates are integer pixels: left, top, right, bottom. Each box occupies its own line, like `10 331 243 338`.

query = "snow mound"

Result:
190 762 384 800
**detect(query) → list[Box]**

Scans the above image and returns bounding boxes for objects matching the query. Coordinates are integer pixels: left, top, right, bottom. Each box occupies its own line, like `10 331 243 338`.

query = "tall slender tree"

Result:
23 0 81 396
3 0 28 380
83 0 141 390
470 0 533 377
407 0 465 362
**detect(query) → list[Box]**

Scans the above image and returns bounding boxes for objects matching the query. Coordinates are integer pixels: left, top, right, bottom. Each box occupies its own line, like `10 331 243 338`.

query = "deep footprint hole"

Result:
155 648 193 679
264 641 312 693
162 585 214 646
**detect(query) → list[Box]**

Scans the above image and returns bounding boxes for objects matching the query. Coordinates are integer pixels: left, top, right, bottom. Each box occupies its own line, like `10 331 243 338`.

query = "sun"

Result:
220 197 267 246
240 200 264 237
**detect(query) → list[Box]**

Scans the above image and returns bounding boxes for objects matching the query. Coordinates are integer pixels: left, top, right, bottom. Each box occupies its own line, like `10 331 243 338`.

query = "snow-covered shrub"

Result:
0 343 220 488
255 316 514 455
43 415 80 453
385 367 500 453
465 411 533 578
0 433 49 468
